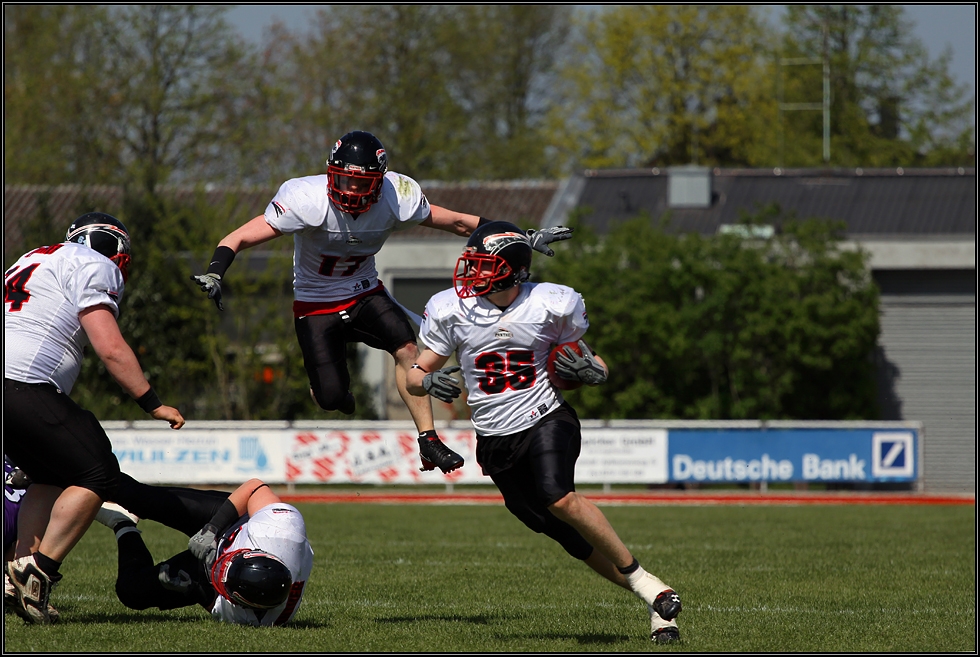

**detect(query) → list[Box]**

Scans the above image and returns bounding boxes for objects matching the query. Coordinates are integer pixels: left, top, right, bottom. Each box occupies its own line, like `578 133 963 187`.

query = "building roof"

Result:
545 167 976 239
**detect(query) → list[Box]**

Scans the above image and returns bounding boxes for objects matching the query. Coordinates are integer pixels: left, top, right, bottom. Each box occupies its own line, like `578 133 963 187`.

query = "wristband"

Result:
410 363 428 373
477 217 492 227
205 246 236 277
208 498 241 534
136 387 163 413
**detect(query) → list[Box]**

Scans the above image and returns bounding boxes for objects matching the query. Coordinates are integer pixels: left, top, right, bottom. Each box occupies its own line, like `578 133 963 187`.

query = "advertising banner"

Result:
576 429 669 483
667 428 917 484
106 423 917 486
108 429 286 484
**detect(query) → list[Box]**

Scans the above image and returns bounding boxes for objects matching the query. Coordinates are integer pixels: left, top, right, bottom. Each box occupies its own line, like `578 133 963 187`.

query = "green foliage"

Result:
4 502 975 651
779 5 975 167
538 207 880 420
549 6 780 169
59 188 376 422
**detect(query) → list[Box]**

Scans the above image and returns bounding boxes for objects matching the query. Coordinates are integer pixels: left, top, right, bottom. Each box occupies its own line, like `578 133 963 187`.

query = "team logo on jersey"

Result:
272 201 286 217
482 232 530 254
346 235 362 245
495 328 512 340
420 193 429 210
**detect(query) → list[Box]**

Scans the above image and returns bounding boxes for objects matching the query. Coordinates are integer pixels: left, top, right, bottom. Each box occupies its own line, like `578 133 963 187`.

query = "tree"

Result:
536 208 881 420
547 6 779 171
779 5 975 167
96 6 253 193
251 5 573 181
439 5 573 179
4 6 122 185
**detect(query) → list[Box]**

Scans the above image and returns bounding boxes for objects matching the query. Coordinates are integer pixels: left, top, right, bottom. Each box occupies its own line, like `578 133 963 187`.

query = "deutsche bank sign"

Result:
871 432 914 478
668 427 918 484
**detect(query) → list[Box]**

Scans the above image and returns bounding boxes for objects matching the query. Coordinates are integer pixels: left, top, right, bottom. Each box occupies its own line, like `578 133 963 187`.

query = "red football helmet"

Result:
326 131 388 215
453 221 532 299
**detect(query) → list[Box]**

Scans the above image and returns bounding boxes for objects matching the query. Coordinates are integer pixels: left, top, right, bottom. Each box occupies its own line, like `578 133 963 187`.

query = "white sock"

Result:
626 566 669 605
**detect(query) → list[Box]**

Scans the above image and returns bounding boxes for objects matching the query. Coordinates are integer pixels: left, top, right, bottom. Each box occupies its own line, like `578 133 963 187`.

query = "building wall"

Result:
874 269 976 492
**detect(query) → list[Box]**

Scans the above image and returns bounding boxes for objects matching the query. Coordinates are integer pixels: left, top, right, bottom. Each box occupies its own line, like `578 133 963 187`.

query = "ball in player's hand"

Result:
547 341 585 391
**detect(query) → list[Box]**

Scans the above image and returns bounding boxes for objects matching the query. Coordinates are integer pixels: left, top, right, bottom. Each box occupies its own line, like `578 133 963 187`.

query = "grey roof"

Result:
549 167 976 238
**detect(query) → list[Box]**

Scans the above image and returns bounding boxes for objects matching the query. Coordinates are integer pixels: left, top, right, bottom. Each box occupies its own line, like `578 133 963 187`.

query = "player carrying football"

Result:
406 221 682 643
192 130 571 475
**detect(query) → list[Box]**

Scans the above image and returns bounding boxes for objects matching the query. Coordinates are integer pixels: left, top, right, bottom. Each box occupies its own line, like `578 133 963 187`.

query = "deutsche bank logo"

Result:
871 432 914 478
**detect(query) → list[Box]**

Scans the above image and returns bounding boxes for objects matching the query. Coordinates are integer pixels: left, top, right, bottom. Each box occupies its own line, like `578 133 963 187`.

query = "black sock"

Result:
33 551 62 579
617 557 640 576
114 519 137 533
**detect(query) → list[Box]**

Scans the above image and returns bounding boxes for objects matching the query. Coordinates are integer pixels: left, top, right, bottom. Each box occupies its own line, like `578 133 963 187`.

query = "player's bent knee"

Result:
79 462 121 502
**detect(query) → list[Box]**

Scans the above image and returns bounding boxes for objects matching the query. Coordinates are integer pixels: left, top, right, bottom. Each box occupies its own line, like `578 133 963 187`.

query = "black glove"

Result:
191 273 224 311
554 339 607 385
422 366 462 404
158 563 194 593
526 226 574 257
188 523 219 567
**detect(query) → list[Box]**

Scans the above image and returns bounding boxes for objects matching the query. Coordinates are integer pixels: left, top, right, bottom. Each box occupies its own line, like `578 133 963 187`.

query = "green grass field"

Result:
4 501 975 652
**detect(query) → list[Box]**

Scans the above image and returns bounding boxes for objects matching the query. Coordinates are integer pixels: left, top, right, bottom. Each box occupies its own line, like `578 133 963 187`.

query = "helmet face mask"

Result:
453 222 532 299
327 130 388 214
65 212 132 282
211 549 292 610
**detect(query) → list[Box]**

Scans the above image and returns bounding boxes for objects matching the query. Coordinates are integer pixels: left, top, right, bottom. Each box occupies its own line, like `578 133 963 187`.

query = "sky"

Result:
226 4 977 101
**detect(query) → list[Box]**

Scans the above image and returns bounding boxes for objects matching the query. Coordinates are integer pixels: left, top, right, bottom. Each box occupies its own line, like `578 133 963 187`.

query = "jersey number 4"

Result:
4 263 41 312
475 350 536 394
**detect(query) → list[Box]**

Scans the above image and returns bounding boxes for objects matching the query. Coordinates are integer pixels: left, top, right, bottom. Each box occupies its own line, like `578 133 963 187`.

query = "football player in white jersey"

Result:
406 221 683 643
192 130 572 474
4 212 186 625
94 474 313 627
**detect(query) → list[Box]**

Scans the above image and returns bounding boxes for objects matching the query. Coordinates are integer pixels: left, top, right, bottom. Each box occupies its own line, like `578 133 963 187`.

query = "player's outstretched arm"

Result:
79 305 185 429
419 205 481 237
192 215 283 311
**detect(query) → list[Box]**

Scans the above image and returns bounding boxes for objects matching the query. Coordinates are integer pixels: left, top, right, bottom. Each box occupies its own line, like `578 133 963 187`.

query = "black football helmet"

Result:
211 549 292 610
65 212 132 282
326 130 388 214
453 221 532 299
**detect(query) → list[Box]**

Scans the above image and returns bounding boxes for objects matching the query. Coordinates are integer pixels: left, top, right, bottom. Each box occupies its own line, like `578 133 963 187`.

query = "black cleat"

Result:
339 392 356 416
418 435 464 474
653 588 682 622
652 626 680 644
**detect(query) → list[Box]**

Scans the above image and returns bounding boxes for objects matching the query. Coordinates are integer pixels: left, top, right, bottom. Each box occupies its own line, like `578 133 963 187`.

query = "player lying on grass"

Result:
406 221 683 643
93 474 313 627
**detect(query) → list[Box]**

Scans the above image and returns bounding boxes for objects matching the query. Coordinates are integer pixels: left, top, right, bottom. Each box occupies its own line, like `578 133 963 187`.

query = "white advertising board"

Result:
107 425 670 485
108 429 287 484
576 429 669 483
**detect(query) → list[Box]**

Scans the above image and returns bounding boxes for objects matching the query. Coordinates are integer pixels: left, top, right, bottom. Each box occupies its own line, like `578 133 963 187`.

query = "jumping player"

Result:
192 130 571 475
406 221 682 643
94 474 313 627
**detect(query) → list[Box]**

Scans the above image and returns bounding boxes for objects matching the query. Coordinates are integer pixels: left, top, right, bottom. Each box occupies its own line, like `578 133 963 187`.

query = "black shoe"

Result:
653 588 682 621
652 626 680 644
418 436 464 474
339 392 356 416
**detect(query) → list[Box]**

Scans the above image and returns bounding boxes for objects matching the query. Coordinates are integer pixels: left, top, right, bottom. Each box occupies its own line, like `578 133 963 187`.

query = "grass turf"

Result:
4 502 975 652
